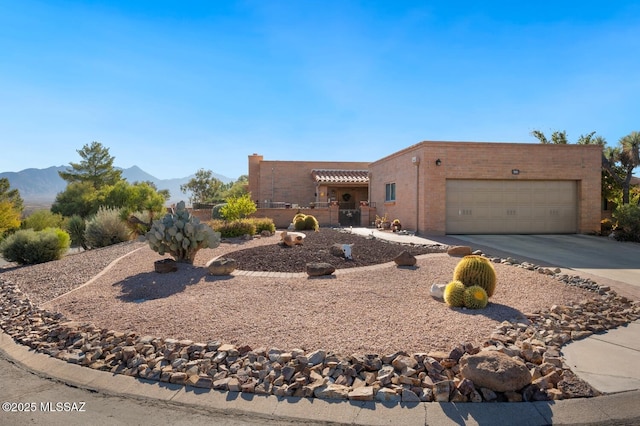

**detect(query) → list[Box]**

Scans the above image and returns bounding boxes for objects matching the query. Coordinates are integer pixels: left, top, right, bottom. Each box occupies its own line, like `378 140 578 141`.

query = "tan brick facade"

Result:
248 141 602 235
368 141 602 235
248 154 369 207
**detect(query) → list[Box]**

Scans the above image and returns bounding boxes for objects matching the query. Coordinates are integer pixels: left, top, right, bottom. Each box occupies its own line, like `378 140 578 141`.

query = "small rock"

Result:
154 259 178 273
348 386 374 401
447 246 472 256
430 283 445 300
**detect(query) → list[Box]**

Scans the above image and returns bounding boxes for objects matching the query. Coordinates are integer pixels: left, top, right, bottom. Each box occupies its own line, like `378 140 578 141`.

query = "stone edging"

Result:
0 250 639 404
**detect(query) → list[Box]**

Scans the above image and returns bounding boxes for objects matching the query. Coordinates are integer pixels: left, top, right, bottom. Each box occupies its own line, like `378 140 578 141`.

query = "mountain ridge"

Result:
0 166 233 206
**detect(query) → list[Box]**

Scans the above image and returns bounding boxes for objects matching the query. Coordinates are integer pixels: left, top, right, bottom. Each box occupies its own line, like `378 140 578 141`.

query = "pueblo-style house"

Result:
247 141 602 235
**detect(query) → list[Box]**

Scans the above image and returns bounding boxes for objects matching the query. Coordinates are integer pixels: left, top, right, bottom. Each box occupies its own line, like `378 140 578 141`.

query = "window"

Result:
385 183 396 202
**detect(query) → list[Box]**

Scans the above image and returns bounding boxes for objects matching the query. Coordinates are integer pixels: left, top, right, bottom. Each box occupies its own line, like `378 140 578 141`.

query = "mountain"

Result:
0 166 234 207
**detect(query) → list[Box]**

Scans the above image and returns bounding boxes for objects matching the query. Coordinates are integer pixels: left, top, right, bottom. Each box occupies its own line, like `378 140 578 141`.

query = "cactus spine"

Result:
444 280 466 307
453 255 497 297
463 285 489 309
146 201 221 264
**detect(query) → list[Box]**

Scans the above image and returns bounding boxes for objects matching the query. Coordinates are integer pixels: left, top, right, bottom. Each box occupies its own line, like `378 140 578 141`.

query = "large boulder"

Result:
208 258 237 276
394 250 416 266
459 351 531 392
306 262 335 276
280 231 305 247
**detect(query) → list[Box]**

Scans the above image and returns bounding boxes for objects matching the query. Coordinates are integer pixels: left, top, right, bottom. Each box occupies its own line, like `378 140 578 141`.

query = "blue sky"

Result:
1 1 639 180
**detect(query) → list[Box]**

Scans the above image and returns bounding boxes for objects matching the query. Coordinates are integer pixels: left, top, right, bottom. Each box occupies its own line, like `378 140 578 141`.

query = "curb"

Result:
2 331 640 426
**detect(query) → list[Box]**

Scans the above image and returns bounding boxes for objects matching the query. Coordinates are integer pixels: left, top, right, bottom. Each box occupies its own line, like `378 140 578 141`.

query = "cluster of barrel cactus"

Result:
444 255 497 309
293 213 319 231
146 201 220 264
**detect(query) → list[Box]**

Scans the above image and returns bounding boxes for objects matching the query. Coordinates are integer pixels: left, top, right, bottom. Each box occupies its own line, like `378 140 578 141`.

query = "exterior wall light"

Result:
435 159 442 166
512 169 520 175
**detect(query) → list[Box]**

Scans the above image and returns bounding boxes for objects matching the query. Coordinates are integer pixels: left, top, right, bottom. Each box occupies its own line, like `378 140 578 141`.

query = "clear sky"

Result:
1 1 639 180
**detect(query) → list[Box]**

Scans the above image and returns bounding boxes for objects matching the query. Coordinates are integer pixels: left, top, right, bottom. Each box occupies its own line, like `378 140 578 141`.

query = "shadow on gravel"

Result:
452 302 528 323
114 269 208 302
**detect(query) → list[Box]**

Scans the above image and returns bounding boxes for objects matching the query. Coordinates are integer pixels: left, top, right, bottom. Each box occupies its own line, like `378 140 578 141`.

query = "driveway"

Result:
448 234 640 293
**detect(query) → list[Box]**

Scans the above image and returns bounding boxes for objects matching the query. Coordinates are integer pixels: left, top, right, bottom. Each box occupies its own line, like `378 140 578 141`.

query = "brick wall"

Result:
369 141 602 235
247 155 369 206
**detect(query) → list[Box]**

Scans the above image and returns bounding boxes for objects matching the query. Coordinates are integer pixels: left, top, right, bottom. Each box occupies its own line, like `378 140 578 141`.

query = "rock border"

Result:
1 250 639 403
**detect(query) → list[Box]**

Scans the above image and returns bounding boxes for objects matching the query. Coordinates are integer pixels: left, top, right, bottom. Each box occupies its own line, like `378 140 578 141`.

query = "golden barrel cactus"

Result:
453 255 497 297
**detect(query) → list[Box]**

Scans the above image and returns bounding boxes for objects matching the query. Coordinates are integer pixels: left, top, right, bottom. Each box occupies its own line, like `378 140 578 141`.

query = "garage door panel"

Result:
446 180 577 234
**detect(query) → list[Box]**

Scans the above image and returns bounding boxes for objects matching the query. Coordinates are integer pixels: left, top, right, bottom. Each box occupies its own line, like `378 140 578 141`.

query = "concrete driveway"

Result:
449 234 640 293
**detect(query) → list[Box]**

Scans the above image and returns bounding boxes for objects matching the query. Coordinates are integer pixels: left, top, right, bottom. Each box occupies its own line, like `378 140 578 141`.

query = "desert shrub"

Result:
0 228 70 265
65 215 87 249
612 204 640 242
600 218 614 235
125 210 155 236
146 201 220 263
215 219 256 238
220 194 256 221
211 203 226 220
21 209 64 231
85 207 131 248
252 217 276 234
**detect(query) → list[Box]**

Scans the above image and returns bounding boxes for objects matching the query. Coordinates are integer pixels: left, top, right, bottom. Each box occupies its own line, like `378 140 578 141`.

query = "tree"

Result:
99 180 167 218
602 131 640 205
51 181 98 218
220 175 249 199
0 178 23 236
0 177 24 213
532 129 639 206
59 141 122 190
0 201 21 236
530 130 568 144
180 169 224 205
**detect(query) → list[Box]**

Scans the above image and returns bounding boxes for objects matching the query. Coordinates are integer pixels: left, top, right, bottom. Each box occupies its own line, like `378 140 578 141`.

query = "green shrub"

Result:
612 204 640 242
146 201 220 263
85 207 131 248
215 219 256 238
220 194 256 221
211 203 226 220
21 209 64 231
125 210 155 236
600 218 614 235
65 215 87 249
0 228 70 265
252 217 276 234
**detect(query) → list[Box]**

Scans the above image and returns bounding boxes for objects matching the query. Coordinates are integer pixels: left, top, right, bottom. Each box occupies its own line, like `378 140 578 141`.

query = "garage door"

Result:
446 180 577 234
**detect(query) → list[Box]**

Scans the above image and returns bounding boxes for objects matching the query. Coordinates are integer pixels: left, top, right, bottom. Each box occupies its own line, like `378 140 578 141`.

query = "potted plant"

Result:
379 213 391 230
392 219 402 232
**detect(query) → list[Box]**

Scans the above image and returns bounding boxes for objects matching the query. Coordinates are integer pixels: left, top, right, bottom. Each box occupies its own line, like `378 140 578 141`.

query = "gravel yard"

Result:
1 229 598 356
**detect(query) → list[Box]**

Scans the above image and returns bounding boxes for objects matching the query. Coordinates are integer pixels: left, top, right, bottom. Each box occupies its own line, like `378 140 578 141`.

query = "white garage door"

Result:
446 180 577 234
